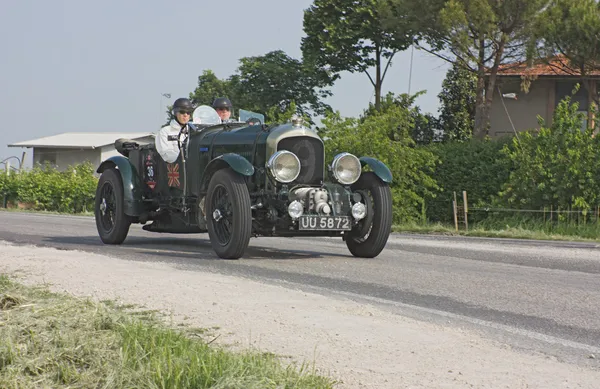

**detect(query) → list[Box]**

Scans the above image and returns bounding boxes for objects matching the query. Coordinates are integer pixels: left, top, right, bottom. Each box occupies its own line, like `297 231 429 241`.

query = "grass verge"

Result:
393 218 600 243
0 208 94 217
0 275 335 389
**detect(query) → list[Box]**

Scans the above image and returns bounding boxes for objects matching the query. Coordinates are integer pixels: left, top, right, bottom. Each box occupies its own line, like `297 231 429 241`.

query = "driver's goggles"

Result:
177 110 191 115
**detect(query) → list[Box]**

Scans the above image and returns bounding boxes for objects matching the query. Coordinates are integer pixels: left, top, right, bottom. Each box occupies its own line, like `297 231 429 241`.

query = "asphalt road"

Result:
1 211 599 368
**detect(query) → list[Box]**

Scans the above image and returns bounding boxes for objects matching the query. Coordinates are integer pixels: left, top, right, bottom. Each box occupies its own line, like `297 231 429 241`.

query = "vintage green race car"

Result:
94 106 393 259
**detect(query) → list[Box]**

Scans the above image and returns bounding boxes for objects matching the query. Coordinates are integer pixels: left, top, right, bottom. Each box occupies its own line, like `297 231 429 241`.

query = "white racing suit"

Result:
156 119 185 163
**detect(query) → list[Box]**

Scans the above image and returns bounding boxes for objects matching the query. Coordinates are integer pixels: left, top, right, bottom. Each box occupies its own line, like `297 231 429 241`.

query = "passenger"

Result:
212 97 234 123
156 97 193 163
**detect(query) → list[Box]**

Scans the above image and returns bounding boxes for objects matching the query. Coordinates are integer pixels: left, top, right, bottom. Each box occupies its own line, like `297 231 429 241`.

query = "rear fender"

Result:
359 157 393 184
200 153 254 192
96 156 143 216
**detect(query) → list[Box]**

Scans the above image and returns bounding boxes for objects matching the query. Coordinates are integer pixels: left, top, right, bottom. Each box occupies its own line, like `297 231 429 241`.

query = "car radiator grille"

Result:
277 136 324 185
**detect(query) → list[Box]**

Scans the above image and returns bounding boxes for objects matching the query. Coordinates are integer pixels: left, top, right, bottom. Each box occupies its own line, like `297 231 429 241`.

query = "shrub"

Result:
424 138 512 223
1 162 98 213
499 95 600 214
320 106 439 224
0 172 19 206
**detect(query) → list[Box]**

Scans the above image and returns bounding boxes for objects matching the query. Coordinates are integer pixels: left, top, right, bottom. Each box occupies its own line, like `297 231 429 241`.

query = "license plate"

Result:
298 215 351 230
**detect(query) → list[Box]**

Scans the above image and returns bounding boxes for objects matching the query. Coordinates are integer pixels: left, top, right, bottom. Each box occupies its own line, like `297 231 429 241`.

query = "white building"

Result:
8 132 154 171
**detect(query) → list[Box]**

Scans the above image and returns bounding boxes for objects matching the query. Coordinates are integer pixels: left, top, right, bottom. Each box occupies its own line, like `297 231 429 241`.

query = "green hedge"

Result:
423 138 512 223
0 162 98 213
423 94 600 224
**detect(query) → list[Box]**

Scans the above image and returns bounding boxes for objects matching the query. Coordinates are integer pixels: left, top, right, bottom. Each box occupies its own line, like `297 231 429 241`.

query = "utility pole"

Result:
408 45 414 95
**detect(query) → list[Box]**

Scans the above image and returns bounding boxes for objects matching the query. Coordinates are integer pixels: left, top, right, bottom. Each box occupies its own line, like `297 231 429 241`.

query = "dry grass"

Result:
0 275 335 389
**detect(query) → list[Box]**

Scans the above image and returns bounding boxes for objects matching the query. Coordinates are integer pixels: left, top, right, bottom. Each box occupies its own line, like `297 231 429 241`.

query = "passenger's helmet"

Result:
212 97 233 110
173 97 193 113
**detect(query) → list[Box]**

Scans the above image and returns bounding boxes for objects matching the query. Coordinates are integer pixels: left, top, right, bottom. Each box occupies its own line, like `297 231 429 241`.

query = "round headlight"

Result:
331 153 361 185
267 150 301 183
288 200 304 219
351 202 366 220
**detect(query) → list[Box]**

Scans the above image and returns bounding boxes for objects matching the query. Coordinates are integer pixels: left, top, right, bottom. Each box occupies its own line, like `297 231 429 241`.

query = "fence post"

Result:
462 191 469 232
453 191 458 232
543 207 546 224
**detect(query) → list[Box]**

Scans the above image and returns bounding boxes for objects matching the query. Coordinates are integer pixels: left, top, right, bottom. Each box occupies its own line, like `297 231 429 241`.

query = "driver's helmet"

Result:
212 97 234 123
212 97 233 110
173 98 193 115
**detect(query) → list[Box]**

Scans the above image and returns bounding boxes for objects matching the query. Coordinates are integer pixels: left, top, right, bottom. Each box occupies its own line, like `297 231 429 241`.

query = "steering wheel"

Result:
246 117 262 126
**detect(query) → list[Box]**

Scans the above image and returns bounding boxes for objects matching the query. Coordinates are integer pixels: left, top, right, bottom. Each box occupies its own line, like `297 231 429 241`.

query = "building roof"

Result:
8 132 155 149
495 54 600 77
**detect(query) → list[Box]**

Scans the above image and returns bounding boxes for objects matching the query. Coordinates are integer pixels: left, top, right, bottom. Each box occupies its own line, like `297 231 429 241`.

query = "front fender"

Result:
359 157 392 184
96 156 143 216
200 153 254 191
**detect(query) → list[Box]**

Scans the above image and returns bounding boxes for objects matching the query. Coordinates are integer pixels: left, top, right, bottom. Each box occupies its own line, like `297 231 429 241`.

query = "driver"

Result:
156 97 193 163
212 97 234 123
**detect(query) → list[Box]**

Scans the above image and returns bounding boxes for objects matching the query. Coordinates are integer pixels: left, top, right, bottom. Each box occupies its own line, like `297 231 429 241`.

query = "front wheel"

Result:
205 168 252 259
345 172 392 258
94 168 131 244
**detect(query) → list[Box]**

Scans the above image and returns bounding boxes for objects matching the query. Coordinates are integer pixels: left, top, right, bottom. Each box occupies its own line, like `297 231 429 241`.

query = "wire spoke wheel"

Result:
94 168 131 244
206 168 252 259
210 186 234 245
346 173 392 258
98 183 116 232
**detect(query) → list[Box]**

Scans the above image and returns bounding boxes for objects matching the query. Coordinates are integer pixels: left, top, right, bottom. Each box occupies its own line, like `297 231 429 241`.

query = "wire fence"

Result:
447 191 600 232
468 206 600 223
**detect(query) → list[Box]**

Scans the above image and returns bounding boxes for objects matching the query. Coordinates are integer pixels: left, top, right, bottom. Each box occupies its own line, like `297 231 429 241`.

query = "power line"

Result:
408 45 414 95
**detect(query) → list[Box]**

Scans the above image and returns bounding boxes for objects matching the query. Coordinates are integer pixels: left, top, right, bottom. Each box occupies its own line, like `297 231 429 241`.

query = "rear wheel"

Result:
94 168 131 244
345 172 392 258
205 168 252 259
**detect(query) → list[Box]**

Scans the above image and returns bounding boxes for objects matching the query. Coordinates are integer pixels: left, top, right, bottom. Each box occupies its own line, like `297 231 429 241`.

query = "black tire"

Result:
205 168 252 259
345 172 392 258
94 168 131 244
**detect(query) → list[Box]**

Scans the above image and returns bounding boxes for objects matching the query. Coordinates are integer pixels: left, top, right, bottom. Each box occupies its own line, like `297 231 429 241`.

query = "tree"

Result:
411 109 440 145
386 0 550 138
189 70 236 107
361 92 440 144
301 0 414 110
437 61 476 142
532 0 600 128
233 50 333 121
189 51 332 124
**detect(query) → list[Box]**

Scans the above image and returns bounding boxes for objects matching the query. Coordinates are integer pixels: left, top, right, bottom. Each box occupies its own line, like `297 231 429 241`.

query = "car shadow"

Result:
42 235 351 261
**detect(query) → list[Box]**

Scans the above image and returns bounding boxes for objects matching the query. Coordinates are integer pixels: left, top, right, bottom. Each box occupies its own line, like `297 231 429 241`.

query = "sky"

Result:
0 0 449 167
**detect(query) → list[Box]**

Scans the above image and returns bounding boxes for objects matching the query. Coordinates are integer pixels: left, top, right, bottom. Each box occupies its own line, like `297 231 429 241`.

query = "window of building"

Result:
555 80 596 111
38 151 57 165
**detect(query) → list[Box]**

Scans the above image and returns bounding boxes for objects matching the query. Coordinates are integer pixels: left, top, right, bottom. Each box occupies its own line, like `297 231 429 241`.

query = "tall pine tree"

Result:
437 62 476 142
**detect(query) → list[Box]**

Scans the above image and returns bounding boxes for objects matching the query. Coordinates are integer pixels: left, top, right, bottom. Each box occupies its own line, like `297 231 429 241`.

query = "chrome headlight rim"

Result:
331 152 361 185
266 150 301 183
